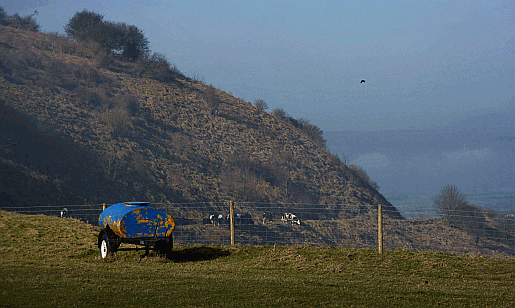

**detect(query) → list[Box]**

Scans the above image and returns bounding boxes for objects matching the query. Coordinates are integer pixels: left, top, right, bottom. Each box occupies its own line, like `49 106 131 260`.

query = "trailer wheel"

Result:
156 237 174 259
100 233 112 259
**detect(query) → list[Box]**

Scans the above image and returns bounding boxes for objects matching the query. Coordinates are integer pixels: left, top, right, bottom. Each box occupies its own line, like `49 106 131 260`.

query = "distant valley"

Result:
326 121 515 216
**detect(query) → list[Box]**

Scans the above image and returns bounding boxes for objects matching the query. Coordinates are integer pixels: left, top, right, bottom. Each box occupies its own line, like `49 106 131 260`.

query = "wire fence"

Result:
0 203 104 225
1 202 514 258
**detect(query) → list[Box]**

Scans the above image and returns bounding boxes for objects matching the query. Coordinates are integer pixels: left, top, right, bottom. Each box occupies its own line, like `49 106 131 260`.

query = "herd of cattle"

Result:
204 212 301 226
202 213 254 225
60 206 301 227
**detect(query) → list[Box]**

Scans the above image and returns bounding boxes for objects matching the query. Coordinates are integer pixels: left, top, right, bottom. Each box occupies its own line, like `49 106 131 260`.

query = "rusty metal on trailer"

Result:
99 202 175 238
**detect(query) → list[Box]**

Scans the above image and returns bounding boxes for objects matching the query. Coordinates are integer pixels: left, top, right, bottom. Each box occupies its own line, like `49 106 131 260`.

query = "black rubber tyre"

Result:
100 233 112 259
156 237 174 259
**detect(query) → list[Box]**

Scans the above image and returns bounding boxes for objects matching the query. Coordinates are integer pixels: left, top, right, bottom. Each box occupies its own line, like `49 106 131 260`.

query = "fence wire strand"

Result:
1 202 514 258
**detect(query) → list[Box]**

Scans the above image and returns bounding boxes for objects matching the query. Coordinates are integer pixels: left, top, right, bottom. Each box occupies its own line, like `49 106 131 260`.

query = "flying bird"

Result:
360 80 366 83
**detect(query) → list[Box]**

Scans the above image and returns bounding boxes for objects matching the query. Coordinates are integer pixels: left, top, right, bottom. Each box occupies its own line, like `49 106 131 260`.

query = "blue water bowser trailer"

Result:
98 202 175 259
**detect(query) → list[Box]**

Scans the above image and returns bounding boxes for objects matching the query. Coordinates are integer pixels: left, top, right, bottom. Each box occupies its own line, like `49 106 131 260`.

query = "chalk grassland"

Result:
0 210 514 307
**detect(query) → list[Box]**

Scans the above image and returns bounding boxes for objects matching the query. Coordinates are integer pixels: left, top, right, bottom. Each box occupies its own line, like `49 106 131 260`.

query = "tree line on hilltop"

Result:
64 10 148 62
0 7 40 32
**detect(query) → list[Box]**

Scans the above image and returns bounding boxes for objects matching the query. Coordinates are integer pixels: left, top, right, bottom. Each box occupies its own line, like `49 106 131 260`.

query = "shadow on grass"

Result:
170 246 231 263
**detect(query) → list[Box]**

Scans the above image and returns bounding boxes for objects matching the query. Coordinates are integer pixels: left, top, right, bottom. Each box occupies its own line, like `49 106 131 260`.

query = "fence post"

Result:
378 204 383 254
230 201 235 245
102 203 107 211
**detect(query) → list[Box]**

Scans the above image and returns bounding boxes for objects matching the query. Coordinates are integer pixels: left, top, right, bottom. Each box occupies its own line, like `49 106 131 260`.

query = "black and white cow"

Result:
281 212 301 225
60 208 69 218
262 212 273 224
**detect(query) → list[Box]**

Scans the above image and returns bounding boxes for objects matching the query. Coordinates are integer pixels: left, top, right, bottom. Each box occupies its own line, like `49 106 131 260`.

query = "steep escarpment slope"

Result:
0 25 401 218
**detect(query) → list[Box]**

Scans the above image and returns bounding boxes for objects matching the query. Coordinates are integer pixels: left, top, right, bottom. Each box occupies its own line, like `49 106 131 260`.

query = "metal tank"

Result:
97 202 175 259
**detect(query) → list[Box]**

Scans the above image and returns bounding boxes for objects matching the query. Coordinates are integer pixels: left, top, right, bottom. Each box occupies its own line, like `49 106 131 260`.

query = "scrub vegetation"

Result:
0 10 389 213
1 210 514 307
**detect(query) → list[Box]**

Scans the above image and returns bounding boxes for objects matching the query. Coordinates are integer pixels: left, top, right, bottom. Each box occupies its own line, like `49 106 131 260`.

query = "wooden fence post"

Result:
378 204 383 254
103 203 107 211
230 201 235 245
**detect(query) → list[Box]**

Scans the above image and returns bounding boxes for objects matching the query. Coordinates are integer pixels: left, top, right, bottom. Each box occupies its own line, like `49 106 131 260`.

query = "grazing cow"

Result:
234 213 254 225
60 208 69 218
241 213 254 225
281 212 301 225
262 212 273 224
209 214 217 225
208 214 226 225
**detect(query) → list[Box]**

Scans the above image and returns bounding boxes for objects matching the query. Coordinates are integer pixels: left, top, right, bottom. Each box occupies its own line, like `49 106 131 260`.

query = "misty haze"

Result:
326 108 515 216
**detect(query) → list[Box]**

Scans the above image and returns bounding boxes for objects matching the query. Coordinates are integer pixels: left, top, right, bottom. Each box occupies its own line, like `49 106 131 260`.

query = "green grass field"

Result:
1 210 514 307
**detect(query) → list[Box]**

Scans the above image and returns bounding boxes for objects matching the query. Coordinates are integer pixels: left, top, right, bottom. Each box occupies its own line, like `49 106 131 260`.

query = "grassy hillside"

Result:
0 24 398 217
1 210 514 307
2 24 514 258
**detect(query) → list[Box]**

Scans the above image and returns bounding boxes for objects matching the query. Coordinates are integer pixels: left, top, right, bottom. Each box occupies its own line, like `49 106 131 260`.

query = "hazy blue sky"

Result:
4 0 514 131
